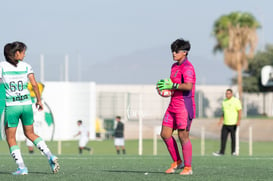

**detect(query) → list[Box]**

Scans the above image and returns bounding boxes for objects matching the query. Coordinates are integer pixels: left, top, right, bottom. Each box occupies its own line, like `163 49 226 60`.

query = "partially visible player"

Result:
26 82 45 154
157 38 196 175
74 120 92 154
25 113 43 154
0 41 60 175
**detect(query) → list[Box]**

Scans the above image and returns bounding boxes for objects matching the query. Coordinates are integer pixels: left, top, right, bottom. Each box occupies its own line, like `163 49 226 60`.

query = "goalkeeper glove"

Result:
157 78 178 90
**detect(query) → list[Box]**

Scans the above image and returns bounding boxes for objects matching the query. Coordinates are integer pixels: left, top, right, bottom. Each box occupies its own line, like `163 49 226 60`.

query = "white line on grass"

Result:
58 156 164 160
237 157 273 160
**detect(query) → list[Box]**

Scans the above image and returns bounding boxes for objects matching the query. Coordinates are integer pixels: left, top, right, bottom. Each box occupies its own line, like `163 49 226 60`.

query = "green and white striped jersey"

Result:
0 61 33 106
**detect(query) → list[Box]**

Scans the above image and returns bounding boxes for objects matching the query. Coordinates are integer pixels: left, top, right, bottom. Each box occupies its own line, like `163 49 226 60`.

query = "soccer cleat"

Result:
165 160 183 174
232 152 238 156
49 155 60 173
212 152 224 156
180 166 193 175
12 167 28 175
177 161 184 169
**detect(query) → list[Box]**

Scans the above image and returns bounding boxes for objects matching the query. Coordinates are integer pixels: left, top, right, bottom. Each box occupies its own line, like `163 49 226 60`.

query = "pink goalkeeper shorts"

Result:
162 109 192 131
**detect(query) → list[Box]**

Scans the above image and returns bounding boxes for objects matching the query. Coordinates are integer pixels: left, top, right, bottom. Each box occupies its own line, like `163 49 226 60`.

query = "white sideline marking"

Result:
238 157 273 160
59 156 163 160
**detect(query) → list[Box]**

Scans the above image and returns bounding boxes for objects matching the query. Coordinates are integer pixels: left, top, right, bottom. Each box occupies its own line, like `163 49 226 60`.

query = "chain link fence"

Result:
96 85 273 121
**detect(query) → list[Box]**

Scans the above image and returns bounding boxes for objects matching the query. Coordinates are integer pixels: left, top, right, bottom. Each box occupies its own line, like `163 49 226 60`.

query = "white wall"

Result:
42 82 96 141
12 82 272 141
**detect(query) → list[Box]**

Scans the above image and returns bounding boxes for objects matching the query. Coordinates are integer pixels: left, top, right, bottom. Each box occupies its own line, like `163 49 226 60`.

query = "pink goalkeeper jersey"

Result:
167 58 196 119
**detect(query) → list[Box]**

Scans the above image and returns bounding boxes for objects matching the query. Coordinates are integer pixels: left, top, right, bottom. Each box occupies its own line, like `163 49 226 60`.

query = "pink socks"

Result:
163 136 181 162
182 140 192 167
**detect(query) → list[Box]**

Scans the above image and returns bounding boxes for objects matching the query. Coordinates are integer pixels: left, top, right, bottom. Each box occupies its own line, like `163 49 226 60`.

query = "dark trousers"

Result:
220 125 237 154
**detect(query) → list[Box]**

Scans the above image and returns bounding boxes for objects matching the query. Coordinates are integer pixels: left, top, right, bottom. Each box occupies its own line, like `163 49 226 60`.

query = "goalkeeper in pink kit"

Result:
157 38 196 175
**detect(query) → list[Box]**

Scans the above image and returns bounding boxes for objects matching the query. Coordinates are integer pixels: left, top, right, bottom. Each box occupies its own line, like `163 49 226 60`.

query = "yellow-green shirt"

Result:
222 97 242 125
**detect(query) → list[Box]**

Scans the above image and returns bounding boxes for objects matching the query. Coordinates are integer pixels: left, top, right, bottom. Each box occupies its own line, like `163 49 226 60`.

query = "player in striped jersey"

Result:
0 41 60 175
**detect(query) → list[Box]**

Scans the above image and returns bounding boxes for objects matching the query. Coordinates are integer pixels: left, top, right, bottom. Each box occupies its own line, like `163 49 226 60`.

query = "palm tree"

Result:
212 12 260 102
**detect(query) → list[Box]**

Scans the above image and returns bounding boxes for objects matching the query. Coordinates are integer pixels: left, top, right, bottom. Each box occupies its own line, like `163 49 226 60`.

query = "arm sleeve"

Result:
182 65 195 83
27 64 34 75
236 99 242 110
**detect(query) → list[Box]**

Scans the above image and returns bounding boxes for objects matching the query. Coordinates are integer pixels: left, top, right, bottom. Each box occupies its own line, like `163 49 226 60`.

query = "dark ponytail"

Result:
4 41 27 66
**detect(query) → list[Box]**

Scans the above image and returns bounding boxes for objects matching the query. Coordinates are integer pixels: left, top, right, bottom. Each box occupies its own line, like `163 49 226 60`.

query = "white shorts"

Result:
79 137 88 147
114 138 125 146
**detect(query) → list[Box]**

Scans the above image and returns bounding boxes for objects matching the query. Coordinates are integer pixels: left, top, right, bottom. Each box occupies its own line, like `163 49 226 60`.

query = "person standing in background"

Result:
74 120 92 154
213 89 242 156
113 116 126 155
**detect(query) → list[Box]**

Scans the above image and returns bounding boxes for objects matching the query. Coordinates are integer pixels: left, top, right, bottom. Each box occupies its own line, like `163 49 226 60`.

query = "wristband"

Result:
172 83 179 89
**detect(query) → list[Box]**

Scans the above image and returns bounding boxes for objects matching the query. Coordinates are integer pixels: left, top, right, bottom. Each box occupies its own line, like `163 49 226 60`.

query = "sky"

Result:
0 0 272 85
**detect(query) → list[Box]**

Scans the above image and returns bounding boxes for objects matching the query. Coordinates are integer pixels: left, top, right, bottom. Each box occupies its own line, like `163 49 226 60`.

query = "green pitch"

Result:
0 154 273 180
0 139 273 180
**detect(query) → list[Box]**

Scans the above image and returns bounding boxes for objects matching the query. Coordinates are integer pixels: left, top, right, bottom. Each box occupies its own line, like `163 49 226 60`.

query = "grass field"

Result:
0 139 273 180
